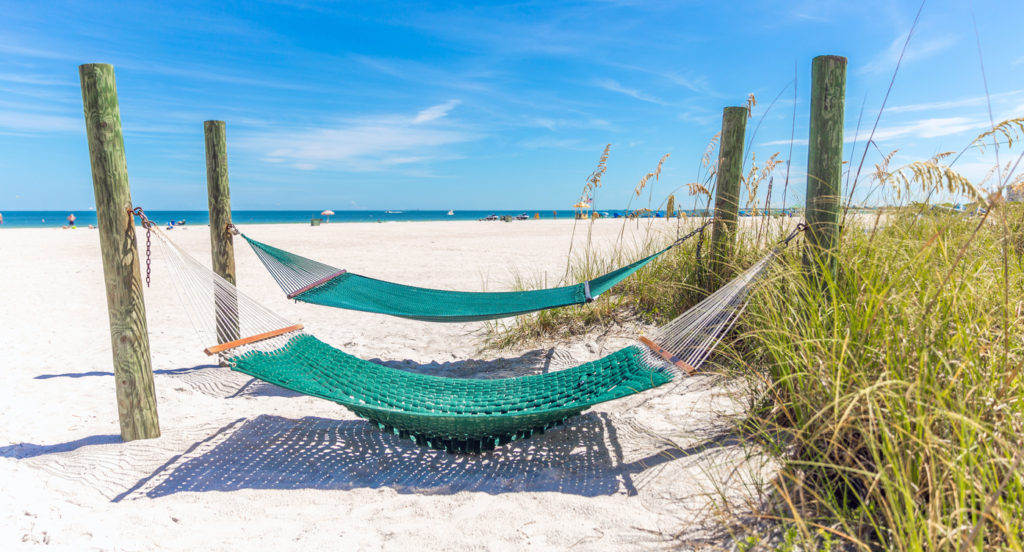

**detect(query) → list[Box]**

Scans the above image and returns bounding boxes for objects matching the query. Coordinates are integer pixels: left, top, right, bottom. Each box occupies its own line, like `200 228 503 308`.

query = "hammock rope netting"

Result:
239 220 712 322
150 224 780 453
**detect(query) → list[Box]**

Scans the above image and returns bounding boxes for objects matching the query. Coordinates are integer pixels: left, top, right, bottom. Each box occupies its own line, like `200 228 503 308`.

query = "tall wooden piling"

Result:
79 63 160 441
204 120 238 345
709 106 748 285
804 55 846 277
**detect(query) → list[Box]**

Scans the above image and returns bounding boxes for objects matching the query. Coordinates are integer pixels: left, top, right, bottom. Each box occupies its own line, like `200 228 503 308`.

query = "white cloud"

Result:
887 90 1024 114
861 32 958 74
518 137 588 150
241 105 476 172
0 73 75 86
413 100 461 124
761 138 808 147
858 116 988 142
0 110 81 134
594 78 665 105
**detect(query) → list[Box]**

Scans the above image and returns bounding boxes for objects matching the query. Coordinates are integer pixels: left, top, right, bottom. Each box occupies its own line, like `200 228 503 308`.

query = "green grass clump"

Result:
736 207 1024 550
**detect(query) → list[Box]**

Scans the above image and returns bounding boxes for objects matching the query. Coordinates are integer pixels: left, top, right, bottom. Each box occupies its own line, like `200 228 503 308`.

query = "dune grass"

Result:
490 169 1023 549
729 207 1023 550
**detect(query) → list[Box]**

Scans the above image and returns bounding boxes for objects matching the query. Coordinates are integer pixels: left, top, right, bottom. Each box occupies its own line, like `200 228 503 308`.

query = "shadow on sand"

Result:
0 434 124 459
113 413 737 502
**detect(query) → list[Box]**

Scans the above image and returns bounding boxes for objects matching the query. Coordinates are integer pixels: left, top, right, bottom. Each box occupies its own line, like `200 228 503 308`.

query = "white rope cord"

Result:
150 226 304 358
243 235 342 297
638 251 777 374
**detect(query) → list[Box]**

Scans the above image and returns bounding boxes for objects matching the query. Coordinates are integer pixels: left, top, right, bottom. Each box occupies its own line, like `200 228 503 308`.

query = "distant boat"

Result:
447 210 454 216
385 210 403 214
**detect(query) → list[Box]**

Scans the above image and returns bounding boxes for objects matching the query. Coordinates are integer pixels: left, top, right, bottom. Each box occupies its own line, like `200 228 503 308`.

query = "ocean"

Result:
0 209 723 228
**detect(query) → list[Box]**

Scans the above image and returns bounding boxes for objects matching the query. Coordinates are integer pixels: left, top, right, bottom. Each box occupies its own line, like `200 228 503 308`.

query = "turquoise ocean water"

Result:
0 209 722 228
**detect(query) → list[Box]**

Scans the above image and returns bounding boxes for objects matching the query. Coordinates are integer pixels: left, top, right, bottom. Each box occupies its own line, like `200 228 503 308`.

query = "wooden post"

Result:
204 120 238 345
709 106 748 285
79 63 160 441
804 55 847 277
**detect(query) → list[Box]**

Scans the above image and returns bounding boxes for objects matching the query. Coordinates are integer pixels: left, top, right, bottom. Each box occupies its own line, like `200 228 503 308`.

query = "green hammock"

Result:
241 221 709 322
230 334 672 453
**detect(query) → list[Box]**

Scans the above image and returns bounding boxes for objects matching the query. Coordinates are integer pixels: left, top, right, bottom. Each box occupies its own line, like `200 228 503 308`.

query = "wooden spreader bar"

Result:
638 336 696 375
204 324 304 356
287 270 347 299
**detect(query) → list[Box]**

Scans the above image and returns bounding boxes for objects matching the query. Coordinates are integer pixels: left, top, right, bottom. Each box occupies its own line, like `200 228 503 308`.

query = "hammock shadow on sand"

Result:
114 413 737 502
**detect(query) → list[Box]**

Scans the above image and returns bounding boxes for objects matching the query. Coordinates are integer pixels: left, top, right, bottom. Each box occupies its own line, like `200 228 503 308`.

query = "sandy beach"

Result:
0 218 772 551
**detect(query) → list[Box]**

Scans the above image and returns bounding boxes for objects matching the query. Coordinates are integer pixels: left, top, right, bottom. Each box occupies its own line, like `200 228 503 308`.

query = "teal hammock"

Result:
240 221 709 322
230 334 673 453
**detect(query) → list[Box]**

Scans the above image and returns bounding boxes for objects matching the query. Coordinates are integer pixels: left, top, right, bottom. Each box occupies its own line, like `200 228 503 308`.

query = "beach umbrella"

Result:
320 209 334 222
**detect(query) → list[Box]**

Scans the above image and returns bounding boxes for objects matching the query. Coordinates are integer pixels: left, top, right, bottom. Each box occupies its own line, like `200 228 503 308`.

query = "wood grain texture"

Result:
79 63 160 441
204 121 238 345
803 55 846 277
709 106 748 287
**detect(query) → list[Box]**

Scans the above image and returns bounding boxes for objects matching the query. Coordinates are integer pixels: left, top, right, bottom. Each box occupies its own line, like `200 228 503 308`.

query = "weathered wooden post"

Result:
204 120 238 346
803 55 846 278
709 106 748 285
79 63 160 441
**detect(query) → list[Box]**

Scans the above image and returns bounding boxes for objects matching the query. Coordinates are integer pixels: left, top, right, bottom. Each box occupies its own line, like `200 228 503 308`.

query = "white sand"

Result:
0 219 774 551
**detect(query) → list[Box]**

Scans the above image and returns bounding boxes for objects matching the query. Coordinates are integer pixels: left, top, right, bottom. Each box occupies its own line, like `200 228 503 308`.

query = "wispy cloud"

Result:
0 73 76 86
852 116 988 143
594 78 664 104
887 89 1024 114
240 101 476 171
860 32 958 74
0 110 82 135
524 117 610 132
0 41 78 61
518 136 591 150
351 55 495 93
413 100 460 123
761 138 808 147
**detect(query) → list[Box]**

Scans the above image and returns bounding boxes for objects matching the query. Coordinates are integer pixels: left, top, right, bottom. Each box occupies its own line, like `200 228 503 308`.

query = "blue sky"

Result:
1 0 1022 211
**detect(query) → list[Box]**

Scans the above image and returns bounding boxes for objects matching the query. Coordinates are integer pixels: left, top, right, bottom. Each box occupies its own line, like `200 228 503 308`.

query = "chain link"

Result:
669 218 715 249
781 222 808 247
129 207 154 287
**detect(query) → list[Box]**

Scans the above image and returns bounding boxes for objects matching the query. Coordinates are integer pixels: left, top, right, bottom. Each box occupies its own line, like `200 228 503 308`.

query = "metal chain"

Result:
669 218 715 249
781 222 808 247
129 207 154 287
695 222 706 265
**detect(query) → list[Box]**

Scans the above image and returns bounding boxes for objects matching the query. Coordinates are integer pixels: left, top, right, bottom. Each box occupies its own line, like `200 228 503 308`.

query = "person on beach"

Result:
67 213 76 227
